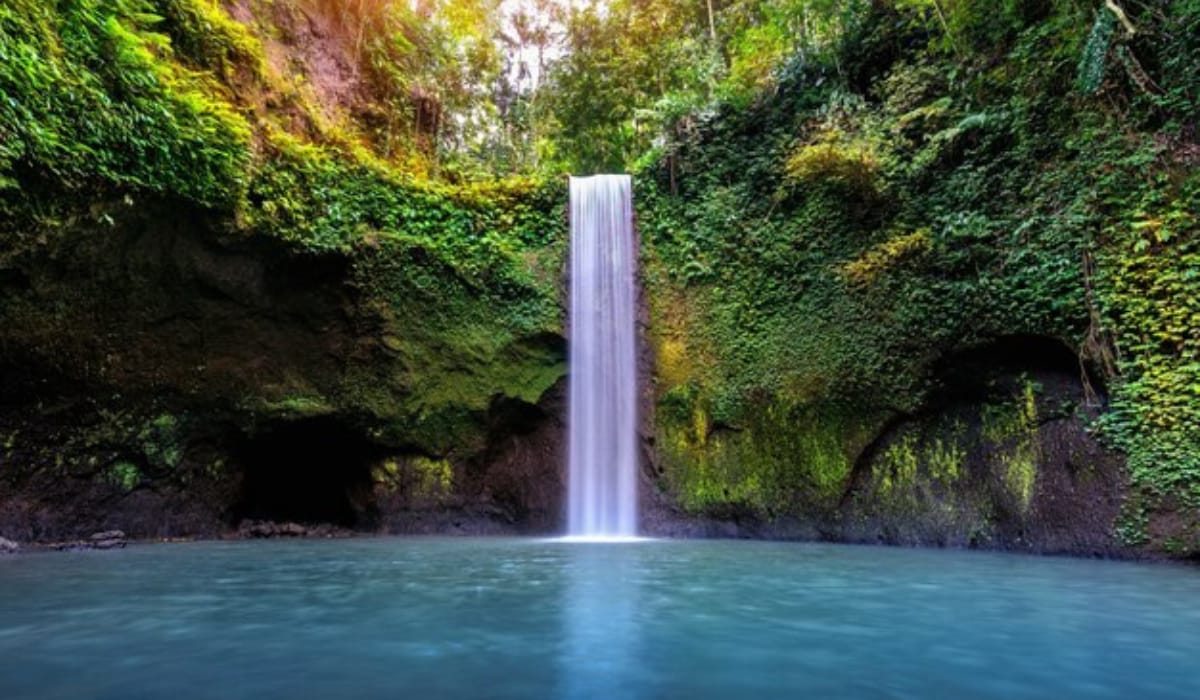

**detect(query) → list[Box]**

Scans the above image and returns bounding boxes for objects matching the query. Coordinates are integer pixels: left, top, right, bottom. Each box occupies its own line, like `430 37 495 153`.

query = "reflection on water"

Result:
1 538 1199 699
561 543 643 699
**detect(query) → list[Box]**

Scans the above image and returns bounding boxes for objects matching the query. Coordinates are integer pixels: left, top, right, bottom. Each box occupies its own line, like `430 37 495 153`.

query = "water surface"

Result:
1 538 1198 699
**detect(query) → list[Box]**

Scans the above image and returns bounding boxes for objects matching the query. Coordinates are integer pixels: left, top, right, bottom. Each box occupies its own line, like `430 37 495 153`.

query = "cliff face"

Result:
1 1 1197 558
0 195 567 540
642 336 1129 557
631 4 1200 558
1 1 570 539
0 190 1137 556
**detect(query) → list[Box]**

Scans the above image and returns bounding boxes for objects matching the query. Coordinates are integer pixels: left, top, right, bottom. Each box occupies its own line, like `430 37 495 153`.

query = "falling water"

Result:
568 174 638 538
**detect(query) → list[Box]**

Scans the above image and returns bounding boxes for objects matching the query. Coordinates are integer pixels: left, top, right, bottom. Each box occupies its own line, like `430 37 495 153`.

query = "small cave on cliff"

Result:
928 334 1103 404
231 417 381 528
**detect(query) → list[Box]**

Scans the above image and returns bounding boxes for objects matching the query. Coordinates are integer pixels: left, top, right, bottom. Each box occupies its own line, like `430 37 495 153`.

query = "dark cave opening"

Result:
929 334 1103 403
232 417 381 528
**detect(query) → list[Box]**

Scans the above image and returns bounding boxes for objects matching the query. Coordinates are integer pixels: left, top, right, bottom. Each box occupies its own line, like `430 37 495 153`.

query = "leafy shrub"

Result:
784 130 880 193
0 0 251 210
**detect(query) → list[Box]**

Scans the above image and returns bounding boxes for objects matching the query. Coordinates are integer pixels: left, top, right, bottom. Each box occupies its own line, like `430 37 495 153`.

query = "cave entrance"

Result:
232 417 380 528
929 334 1103 404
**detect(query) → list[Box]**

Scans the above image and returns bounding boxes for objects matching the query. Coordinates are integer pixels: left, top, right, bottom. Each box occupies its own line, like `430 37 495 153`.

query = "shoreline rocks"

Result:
236 520 354 539
89 531 128 550
49 530 128 552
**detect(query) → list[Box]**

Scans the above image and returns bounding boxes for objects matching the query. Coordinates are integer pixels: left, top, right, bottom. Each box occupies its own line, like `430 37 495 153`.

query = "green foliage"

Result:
341 225 564 453
241 128 566 454
894 0 1057 57
140 413 183 469
784 130 880 194
840 230 932 286
0 0 251 212
303 0 505 168
1 0 570 465
107 460 142 491
155 0 264 78
246 132 564 306
637 0 1200 541
540 0 869 174
1115 495 1150 547
1096 170 1200 504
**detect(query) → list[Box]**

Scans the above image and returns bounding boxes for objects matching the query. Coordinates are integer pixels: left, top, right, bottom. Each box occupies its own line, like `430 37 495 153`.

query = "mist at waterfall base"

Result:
3 538 1200 699
567 174 638 539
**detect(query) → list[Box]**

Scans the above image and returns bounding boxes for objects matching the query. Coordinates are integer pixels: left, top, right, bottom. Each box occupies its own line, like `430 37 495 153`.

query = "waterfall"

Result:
568 174 638 538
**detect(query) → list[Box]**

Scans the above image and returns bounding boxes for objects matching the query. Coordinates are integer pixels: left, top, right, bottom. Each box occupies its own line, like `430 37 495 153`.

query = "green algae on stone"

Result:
981 380 1041 512
371 455 453 500
868 418 968 519
659 398 882 518
412 456 454 498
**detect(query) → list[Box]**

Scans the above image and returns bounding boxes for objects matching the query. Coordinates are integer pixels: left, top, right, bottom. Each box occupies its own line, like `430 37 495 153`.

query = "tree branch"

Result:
1105 0 1137 37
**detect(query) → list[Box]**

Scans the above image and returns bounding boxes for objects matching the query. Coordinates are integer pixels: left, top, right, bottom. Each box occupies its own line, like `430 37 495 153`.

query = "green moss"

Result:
1003 449 1037 511
927 433 965 483
660 397 879 517
980 380 1040 511
371 458 401 494
372 456 454 499
324 188 565 452
867 418 967 519
106 460 141 492
243 133 566 456
411 456 453 498
877 435 920 498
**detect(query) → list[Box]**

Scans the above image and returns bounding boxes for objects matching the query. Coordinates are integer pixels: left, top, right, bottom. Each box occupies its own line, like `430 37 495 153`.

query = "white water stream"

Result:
567 174 638 537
